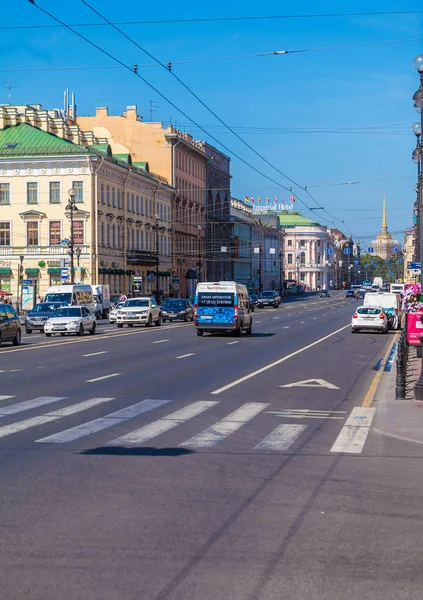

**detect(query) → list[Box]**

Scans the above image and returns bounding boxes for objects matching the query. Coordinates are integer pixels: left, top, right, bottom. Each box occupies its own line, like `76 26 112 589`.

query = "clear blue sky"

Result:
1 1 422 245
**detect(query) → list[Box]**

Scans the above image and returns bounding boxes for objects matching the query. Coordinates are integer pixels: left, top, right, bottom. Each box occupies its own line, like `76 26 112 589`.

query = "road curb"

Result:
362 333 399 408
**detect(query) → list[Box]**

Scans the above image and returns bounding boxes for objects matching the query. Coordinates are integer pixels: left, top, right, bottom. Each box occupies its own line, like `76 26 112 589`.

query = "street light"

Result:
197 225 202 282
278 248 284 297
413 56 423 276
75 247 82 267
66 188 76 284
154 214 160 298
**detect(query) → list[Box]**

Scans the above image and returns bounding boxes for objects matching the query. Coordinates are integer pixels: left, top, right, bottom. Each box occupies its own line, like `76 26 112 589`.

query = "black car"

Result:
346 290 355 298
25 302 66 334
320 289 330 298
161 299 194 322
0 303 21 347
249 295 258 312
256 291 281 308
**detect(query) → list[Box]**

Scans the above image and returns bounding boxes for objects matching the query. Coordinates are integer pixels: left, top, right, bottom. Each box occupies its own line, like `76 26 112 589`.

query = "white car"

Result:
45 306 96 337
108 302 124 324
116 297 162 328
351 306 388 334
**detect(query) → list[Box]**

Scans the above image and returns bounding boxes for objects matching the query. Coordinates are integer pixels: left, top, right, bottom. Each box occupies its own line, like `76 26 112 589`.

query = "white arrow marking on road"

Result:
280 379 339 390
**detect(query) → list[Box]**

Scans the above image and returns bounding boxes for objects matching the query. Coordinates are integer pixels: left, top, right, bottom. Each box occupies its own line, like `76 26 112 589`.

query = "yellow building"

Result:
0 104 174 303
404 228 417 282
371 195 400 260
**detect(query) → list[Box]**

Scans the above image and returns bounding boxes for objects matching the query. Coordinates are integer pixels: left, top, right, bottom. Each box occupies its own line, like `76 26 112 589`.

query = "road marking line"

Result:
0 396 14 401
330 407 376 454
362 334 399 408
211 324 350 394
288 314 292 316
0 396 67 418
255 424 307 451
181 403 268 448
272 317 279 320
83 351 108 357
36 399 170 444
86 373 121 383
109 401 218 446
255 320 262 323
36 366 48 369
0 397 116 441
227 341 239 345
176 353 194 359
9 369 23 372
283 326 290 329
313 317 317 320
153 339 169 344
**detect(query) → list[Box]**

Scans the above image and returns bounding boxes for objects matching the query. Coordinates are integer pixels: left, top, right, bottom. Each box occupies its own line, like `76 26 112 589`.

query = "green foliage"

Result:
360 252 404 283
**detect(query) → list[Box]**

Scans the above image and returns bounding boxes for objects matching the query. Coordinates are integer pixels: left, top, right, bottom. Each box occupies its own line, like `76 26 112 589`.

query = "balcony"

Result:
0 245 89 256
126 249 158 266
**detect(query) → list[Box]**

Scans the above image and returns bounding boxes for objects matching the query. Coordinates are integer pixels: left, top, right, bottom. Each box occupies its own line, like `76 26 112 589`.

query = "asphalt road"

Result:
1 291 416 600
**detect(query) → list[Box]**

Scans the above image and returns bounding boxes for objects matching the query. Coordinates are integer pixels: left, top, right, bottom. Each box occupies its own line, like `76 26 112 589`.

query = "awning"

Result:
25 268 39 275
48 268 61 274
0 268 12 275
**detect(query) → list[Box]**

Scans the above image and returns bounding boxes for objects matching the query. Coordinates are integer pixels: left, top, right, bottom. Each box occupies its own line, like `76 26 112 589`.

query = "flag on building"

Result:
274 196 278 203
258 196 261 204
251 196 255 203
266 197 270 203
245 196 250 203
290 194 296 203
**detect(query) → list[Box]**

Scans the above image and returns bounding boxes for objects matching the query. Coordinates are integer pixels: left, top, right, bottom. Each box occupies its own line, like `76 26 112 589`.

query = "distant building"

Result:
371 196 400 260
404 228 416 282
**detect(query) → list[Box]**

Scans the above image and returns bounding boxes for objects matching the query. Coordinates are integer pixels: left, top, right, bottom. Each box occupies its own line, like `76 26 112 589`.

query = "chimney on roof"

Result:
126 105 138 121
96 107 108 117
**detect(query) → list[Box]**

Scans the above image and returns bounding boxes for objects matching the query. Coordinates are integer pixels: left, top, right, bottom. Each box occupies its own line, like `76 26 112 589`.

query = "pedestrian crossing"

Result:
0 394 373 454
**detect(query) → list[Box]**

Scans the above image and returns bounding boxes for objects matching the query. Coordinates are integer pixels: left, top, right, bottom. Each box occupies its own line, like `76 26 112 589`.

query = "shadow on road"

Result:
81 446 194 457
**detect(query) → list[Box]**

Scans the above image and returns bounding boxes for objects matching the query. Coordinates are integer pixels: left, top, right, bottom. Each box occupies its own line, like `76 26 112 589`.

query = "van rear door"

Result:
197 290 235 327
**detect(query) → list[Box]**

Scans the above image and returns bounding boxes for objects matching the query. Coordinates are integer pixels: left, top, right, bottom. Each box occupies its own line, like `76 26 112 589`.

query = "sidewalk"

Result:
373 345 423 444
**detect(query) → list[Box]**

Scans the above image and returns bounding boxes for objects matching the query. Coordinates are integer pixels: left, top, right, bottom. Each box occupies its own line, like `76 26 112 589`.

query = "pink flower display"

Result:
402 283 423 313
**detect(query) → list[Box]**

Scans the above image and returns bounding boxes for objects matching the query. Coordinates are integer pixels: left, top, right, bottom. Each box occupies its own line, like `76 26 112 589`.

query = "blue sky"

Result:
1 1 422 246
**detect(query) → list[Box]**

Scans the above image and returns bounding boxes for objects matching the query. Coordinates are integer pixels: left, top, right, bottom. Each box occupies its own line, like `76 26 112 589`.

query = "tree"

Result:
360 252 404 283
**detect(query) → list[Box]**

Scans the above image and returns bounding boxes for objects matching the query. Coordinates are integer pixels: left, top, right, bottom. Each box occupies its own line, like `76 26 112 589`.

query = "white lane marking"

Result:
181 403 268 448
86 373 121 383
313 317 317 320
227 341 239 345
0 396 14 401
36 366 48 369
300 321 305 324
0 396 67 418
153 339 169 344
288 314 292 316
283 326 290 329
330 407 376 454
36 399 170 444
109 401 218 446
255 424 307 451
176 353 194 359
255 320 262 323
211 324 350 395
273 317 279 320
83 351 108 357
9 369 23 372
0 397 116 440
323 314 327 317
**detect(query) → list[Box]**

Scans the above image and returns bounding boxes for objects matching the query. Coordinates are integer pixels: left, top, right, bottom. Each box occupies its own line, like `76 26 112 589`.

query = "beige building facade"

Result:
0 104 174 302
404 228 417 282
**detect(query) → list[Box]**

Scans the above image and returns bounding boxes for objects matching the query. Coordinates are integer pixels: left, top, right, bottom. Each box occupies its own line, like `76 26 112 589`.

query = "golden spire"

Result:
381 192 387 231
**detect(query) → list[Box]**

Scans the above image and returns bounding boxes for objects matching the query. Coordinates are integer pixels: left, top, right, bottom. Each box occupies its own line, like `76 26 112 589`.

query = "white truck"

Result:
372 277 383 291
90 285 111 319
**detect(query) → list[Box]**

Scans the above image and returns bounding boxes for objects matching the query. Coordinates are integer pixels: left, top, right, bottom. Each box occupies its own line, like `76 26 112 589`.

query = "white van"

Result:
363 291 402 329
44 284 96 314
90 284 111 319
194 281 252 336
390 283 405 295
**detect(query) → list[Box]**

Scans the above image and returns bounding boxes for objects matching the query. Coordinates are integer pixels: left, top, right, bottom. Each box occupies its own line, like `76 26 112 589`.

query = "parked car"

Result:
108 302 124 324
248 295 257 312
256 290 281 308
161 299 194 322
363 291 403 330
116 297 161 328
357 288 366 299
0 303 21 347
44 306 96 337
25 302 65 334
320 289 330 298
351 306 388 334
346 290 355 298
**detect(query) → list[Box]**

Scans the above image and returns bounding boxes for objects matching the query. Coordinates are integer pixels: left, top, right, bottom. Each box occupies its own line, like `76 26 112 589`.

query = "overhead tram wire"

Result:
4 10 423 29
81 1 354 235
28 1 355 236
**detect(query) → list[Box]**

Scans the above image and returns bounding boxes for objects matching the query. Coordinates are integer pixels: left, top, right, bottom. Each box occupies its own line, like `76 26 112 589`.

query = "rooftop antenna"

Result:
148 100 159 122
3 78 19 104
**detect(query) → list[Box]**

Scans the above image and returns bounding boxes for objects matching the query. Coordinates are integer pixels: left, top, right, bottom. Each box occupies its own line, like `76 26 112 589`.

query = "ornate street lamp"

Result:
66 188 76 284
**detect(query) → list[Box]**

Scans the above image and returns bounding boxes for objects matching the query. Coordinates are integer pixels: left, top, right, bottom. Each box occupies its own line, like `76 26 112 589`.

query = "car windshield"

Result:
113 303 124 310
124 299 149 308
163 300 187 309
357 307 381 315
44 293 72 303
260 292 275 298
31 303 62 312
55 307 82 318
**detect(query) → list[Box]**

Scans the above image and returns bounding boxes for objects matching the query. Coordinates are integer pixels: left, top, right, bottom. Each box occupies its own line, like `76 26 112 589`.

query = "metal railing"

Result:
396 329 409 399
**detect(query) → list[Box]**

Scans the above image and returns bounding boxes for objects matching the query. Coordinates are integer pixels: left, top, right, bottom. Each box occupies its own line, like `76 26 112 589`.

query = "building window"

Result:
287 253 293 264
73 181 84 203
0 222 11 246
112 188 116 208
287 239 293 247
117 190 121 208
131 194 135 212
49 221 61 246
300 251 305 265
49 181 61 204
27 221 39 246
27 182 38 204
112 224 116 248
73 220 84 245
106 223 110 247
127 193 130 211
0 183 10 205
300 240 305 247
100 222 105 246
106 186 110 206
101 184 105 204
141 197 144 215
50 274 61 286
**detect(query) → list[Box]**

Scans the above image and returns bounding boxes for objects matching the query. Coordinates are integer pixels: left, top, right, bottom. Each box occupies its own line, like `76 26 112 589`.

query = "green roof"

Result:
0 123 87 157
133 161 149 172
276 212 320 227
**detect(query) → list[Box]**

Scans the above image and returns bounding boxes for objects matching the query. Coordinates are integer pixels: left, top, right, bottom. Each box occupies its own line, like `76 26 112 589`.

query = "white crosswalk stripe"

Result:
109 401 218 446
0 396 67 418
181 403 268 449
0 397 116 440
36 399 169 444
255 424 307 451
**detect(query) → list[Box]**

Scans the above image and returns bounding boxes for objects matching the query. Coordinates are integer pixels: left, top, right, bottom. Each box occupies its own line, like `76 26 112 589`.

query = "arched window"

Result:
300 252 306 265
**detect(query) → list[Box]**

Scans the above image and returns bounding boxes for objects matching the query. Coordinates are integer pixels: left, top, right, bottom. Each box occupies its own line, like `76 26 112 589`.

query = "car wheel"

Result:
184 315 188 322
25 329 32 335
234 327 242 337
191 315 195 321
197 329 204 336
117 324 123 329
146 314 153 327
60 333 66 336
156 315 162 326
13 329 21 346
46 333 52 337
77 324 84 336
128 324 134 328
90 322 96 335
246 323 252 335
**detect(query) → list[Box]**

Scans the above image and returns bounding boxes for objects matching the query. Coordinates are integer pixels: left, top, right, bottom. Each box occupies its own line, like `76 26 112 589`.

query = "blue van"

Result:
194 282 252 337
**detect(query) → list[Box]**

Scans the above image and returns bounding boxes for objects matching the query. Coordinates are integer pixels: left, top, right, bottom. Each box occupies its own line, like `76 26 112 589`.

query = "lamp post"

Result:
154 214 160 298
413 55 423 274
75 247 82 267
66 188 76 284
197 225 202 282
279 248 284 297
